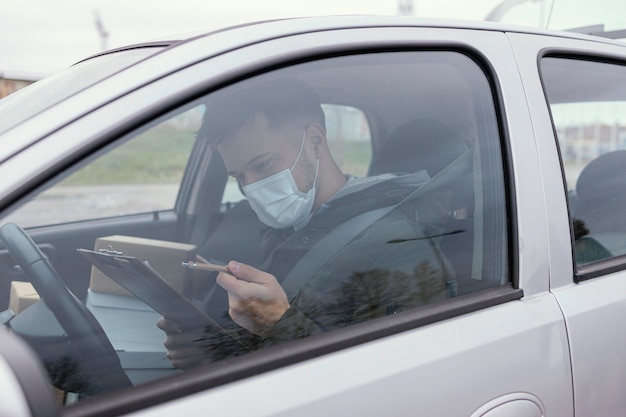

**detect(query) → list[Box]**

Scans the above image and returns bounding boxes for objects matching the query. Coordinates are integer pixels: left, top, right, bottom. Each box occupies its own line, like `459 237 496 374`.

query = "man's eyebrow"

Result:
227 152 272 177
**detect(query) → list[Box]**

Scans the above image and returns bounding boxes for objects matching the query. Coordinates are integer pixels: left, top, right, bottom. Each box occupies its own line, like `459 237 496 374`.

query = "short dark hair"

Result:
202 78 325 146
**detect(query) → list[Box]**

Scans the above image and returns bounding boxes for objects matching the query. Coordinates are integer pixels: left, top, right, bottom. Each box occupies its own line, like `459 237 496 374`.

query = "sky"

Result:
0 0 504 76
3 0 624 77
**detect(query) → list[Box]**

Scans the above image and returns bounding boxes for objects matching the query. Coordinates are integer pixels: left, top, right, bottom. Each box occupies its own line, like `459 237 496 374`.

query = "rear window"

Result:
542 56 626 271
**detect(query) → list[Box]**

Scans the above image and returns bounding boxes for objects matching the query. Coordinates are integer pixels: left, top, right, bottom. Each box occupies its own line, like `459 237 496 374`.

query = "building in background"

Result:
0 71 42 98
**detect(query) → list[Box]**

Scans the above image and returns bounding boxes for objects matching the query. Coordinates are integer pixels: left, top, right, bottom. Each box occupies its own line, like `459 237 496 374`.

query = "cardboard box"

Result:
9 281 40 314
89 235 197 297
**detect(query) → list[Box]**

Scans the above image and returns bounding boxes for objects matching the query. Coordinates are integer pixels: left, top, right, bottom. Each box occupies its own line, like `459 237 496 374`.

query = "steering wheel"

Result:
0 223 131 395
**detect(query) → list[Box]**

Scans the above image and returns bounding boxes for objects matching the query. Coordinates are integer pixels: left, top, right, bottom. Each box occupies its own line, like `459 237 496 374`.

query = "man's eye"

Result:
253 160 273 174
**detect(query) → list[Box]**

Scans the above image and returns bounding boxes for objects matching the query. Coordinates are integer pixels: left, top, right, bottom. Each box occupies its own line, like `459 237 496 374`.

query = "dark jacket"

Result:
200 172 455 358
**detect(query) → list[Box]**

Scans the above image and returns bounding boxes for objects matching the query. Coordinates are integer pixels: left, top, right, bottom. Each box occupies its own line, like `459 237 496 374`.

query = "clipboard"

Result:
77 248 248 348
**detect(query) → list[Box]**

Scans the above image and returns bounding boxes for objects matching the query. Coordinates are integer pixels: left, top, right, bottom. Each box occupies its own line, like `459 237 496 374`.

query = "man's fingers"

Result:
216 261 279 294
216 271 245 294
215 261 290 336
163 331 199 349
157 317 183 333
227 261 274 284
165 345 209 370
160 323 213 370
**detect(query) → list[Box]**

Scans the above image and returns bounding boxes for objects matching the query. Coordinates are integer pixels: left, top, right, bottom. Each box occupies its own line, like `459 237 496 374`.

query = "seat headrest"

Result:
369 119 468 177
575 150 626 233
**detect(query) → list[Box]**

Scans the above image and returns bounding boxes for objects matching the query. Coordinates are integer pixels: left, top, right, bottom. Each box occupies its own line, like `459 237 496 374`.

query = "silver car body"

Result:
1 16 625 417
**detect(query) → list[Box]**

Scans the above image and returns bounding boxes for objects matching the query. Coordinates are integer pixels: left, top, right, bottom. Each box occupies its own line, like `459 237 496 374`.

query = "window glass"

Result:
542 57 626 266
1 50 508 406
2 106 200 227
322 104 372 177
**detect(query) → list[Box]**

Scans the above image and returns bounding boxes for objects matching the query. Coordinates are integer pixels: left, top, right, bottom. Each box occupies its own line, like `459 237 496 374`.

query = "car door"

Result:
0 21 572 416
510 31 626 415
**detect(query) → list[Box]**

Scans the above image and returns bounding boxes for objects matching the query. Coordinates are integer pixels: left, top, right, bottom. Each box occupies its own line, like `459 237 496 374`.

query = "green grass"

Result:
62 127 196 185
328 139 372 177
60 128 372 186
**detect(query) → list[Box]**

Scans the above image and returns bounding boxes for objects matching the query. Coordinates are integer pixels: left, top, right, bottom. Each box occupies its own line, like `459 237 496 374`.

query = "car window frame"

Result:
539 52 626 282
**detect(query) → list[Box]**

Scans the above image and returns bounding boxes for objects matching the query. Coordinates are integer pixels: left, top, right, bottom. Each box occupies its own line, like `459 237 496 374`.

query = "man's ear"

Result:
305 123 327 156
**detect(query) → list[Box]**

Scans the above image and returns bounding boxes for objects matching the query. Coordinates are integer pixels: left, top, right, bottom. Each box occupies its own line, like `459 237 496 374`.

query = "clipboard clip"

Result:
98 245 124 256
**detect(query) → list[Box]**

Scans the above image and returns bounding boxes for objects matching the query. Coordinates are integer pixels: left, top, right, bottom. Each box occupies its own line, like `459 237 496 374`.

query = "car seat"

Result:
368 119 469 177
574 150 626 263
197 199 265 268
369 118 477 295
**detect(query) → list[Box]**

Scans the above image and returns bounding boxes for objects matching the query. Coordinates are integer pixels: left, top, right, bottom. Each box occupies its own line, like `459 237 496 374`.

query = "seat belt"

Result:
281 147 473 299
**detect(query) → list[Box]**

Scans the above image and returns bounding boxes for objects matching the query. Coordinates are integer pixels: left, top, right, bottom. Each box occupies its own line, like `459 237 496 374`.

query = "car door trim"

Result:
64 285 522 417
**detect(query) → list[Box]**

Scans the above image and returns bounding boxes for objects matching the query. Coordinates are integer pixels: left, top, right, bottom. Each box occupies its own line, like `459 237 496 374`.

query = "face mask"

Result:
243 132 319 229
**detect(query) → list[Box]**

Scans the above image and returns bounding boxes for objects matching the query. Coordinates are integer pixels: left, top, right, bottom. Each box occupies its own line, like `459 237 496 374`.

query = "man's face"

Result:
218 113 316 193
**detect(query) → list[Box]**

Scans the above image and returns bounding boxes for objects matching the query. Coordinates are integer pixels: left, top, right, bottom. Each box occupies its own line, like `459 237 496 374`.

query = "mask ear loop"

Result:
292 130 319 192
311 158 320 189
290 131 307 171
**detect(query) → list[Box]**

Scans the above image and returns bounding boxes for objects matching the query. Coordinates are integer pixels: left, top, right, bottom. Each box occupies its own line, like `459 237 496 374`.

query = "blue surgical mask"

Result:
243 132 319 229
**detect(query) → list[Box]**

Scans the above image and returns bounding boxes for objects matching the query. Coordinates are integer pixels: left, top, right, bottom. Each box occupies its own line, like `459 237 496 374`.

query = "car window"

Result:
2 106 200 227
541 57 626 270
0 49 509 407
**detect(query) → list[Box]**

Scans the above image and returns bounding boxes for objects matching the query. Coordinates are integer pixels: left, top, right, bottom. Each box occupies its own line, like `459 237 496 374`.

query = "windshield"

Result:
0 47 163 135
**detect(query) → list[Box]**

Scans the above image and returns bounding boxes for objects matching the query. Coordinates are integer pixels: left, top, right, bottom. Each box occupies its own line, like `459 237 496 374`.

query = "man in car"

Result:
158 78 455 368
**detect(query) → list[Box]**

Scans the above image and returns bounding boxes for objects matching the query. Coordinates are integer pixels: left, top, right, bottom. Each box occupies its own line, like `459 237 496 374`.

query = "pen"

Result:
181 261 229 272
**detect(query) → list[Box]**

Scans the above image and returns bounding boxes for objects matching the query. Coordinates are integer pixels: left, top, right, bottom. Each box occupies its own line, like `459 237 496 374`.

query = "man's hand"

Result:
216 261 290 337
156 317 211 370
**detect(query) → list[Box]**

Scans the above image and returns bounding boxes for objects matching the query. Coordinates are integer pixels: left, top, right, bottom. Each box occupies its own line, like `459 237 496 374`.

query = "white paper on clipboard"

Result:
77 248 248 348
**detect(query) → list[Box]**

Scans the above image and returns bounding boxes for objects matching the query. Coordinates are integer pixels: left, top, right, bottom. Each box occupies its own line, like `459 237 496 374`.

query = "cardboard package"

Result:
8 281 40 314
89 235 197 297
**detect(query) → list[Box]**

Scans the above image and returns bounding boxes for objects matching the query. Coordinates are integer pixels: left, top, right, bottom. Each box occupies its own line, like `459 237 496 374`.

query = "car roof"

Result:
2 14 624 165
79 14 626 65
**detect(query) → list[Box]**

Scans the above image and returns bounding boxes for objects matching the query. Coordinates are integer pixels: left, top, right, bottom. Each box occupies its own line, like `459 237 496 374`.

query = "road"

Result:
2 182 246 228
2 184 180 227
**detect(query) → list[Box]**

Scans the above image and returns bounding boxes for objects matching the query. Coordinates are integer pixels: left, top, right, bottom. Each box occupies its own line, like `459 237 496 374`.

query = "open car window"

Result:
3 106 201 228
0 48 510 407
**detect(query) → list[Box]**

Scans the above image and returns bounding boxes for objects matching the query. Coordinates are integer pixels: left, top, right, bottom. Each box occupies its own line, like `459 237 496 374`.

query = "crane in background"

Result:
94 11 110 52
398 0 415 16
